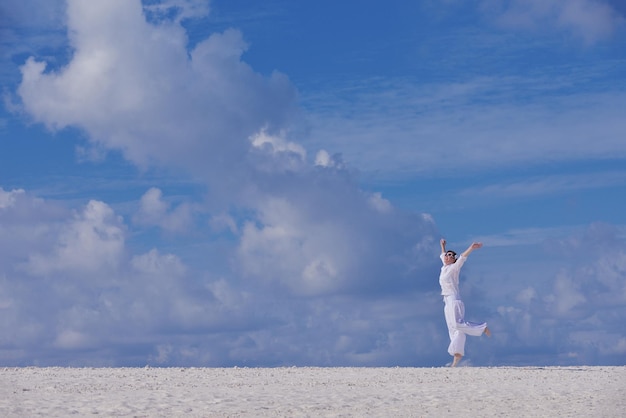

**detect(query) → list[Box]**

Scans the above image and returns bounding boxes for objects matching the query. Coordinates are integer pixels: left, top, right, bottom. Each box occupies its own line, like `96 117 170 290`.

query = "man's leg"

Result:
451 353 462 367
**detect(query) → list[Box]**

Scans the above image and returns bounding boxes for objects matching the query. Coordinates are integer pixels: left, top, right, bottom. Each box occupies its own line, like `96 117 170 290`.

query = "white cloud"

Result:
0 188 25 208
314 150 345 169
237 196 350 296
249 128 307 173
301 257 339 294
550 271 587 316
483 0 624 44
2 185 625 366
26 200 125 276
134 187 194 233
16 0 296 179
131 248 186 277
367 192 392 213
481 222 626 364
314 150 332 167
250 129 306 158
237 183 438 297
0 187 70 264
0 188 238 362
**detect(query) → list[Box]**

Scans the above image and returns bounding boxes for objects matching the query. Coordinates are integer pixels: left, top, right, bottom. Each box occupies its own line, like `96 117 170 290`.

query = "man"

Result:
439 238 491 367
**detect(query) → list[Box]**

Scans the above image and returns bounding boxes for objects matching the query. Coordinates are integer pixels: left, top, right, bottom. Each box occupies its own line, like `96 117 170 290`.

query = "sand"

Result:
1 366 624 417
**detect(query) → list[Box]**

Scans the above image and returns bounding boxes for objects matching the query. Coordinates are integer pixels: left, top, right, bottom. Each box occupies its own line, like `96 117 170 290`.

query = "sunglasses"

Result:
444 253 456 258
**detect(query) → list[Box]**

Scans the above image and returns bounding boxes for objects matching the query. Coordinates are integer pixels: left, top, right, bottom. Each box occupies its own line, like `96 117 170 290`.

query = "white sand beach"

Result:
1 366 624 417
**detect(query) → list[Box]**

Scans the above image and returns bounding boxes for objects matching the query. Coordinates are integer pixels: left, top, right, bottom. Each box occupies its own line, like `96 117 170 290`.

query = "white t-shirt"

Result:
439 254 467 296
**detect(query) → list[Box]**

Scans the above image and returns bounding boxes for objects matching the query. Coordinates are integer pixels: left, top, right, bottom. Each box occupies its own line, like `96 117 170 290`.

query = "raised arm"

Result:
440 238 447 254
461 242 483 258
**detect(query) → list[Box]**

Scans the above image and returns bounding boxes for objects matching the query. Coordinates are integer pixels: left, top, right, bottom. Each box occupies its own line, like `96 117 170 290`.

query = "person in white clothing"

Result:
439 238 490 367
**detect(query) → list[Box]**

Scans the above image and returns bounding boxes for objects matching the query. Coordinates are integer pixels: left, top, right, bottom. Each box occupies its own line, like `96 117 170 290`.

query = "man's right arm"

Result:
460 242 483 258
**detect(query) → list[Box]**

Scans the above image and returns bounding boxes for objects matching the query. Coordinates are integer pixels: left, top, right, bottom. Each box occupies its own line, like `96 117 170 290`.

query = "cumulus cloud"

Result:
3 190 625 366
0 188 25 208
3 0 446 367
16 0 296 179
132 248 186 277
248 129 308 173
0 189 239 365
26 200 125 276
488 222 626 365
236 167 439 298
237 196 350 296
134 187 194 233
314 149 345 169
0 187 69 265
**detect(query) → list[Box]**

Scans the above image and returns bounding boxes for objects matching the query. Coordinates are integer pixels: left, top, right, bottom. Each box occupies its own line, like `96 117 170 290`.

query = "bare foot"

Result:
451 354 462 367
484 327 491 337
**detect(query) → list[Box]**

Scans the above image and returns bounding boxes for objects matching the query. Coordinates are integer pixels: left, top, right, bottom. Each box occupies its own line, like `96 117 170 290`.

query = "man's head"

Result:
443 251 457 264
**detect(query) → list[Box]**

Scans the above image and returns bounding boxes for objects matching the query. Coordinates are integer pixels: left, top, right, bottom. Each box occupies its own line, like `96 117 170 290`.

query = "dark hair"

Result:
446 250 457 258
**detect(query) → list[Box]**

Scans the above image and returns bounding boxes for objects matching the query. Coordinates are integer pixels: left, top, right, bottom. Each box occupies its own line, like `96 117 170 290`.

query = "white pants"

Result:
443 295 487 356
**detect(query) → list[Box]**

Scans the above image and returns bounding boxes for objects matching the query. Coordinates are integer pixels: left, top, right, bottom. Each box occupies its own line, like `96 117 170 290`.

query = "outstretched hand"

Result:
460 241 483 258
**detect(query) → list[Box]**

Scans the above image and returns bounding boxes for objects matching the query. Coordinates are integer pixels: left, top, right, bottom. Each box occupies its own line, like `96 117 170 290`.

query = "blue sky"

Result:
1 0 625 367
